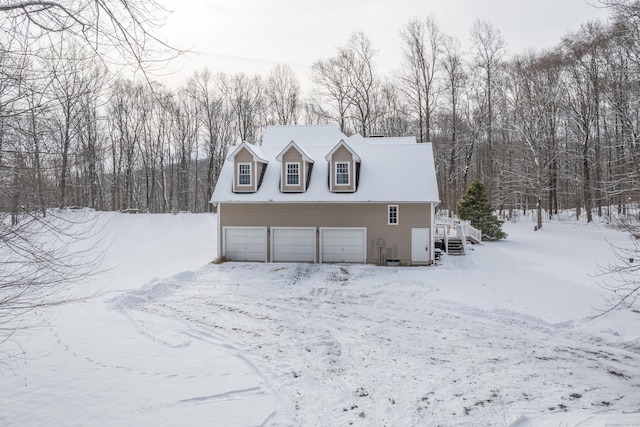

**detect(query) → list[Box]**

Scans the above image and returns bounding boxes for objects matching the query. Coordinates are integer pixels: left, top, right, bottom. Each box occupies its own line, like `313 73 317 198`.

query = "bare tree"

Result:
47 42 105 208
107 79 150 211
0 0 178 79
220 73 265 142
0 209 106 361
311 32 381 136
508 51 563 230
265 64 301 125
0 0 176 357
561 23 610 223
597 216 640 315
469 20 507 201
170 88 198 212
341 32 380 137
188 69 235 211
398 16 442 142
439 34 468 213
312 54 353 133
371 80 412 137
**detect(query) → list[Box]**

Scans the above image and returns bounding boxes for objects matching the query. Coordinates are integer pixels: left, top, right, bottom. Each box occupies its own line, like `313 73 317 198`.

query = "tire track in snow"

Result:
130 263 640 426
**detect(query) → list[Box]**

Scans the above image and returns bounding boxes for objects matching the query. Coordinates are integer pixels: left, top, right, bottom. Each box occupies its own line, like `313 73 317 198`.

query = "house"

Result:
210 125 440 265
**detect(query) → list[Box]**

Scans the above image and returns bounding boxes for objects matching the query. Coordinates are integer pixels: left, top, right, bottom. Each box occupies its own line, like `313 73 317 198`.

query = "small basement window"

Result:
238 163 251 186
286 162 300 186
388 205 399 225
336 162 350 185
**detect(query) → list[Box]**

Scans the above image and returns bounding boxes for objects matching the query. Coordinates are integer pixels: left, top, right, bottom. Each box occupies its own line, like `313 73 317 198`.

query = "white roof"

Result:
262 124 346 147
324 139 361 162
227 141 268 163
275 140 314 163
211 125 440 203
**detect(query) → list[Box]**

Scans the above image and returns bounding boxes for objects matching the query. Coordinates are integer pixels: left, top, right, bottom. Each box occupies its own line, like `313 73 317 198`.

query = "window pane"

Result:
287 163 299 185
389 206 398 224
336 162 349 185
239 164 251 185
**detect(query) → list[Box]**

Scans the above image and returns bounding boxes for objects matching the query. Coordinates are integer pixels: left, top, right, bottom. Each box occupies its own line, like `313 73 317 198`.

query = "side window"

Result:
286 162 300 186
388 205 399 225
238 163 251 186
336 162 350 185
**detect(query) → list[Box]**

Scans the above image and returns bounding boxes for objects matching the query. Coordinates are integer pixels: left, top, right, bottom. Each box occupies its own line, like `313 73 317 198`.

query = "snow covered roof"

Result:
275 140 314 163
262 124 347 147
226 141 268 163
324 139 361 162
211 125 440 204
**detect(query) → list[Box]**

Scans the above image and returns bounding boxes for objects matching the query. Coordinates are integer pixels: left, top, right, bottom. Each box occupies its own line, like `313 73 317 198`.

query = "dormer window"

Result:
228 141 268 193
325 139 360 193
286 162 300 186
238 163 252 186
336 162 350 185
276 140 313 193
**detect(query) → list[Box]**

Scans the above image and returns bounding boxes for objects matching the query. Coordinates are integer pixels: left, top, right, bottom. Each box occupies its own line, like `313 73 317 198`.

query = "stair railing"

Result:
461 222 482 243
435 223 450 252
455 224 467 253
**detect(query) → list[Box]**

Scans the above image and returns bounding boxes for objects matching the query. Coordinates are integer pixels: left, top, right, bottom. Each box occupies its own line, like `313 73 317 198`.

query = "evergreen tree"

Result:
458 180 507 241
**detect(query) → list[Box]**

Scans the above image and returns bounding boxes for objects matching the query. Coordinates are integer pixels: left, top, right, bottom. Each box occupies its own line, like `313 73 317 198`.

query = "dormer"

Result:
228 141 268 193
276 140 314 193
325 139 361 193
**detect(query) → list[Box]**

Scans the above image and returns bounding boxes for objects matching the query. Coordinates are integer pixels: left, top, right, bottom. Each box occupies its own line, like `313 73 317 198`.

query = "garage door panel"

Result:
272 228 315 262
224 227 267 262
321 228 366 263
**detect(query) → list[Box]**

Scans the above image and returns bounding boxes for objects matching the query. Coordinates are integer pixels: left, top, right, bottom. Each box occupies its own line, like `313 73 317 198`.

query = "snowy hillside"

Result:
1 212 639 426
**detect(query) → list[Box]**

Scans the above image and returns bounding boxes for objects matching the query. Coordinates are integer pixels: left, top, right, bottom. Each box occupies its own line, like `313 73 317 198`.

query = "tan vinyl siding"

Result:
330 146 356 192
281 148 305 192
219 202 432 265
256 162 266 188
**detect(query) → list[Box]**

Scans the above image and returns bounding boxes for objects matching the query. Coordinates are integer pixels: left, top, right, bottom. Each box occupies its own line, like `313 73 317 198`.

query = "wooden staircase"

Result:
446 237 465 255
435 219 482 257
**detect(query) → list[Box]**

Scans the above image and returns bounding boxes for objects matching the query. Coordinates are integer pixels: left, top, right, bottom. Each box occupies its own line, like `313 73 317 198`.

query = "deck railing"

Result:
461 222 482 243
435 218 482 244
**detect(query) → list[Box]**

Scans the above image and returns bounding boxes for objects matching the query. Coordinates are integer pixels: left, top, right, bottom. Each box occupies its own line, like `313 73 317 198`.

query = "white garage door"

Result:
320 228 366 263
272 227 316 262
223 227 267 262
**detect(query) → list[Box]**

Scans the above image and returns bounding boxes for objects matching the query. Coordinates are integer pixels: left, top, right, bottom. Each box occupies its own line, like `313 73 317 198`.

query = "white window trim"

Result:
388 204 399 225
238 162 252 186
285 162 301 186
335 161 350 186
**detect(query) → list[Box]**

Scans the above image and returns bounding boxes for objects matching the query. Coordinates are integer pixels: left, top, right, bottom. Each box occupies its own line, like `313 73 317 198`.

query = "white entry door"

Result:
320 228 366 263
272 227 316 262
411 228 430 264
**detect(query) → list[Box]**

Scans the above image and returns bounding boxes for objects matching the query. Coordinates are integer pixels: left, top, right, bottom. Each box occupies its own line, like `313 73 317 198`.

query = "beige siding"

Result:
281 148 305 192
233 147 256 192
219 202 432 265
256 162 266 188
330 146 356 192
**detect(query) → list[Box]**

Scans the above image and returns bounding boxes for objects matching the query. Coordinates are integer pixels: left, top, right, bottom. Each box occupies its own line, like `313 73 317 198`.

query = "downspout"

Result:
216 203 222 259
430 203 436 264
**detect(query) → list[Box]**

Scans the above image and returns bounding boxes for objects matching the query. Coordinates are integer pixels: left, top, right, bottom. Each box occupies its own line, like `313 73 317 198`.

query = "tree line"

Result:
1 1 638 226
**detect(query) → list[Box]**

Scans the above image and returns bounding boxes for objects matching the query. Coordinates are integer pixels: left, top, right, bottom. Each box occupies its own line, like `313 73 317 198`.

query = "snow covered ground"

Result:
1 212 639 426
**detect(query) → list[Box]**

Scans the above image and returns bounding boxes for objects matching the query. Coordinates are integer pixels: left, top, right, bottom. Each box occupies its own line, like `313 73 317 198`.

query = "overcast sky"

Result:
159 0 610 86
